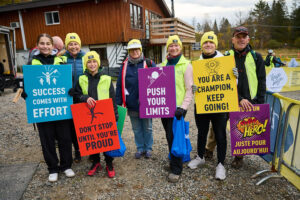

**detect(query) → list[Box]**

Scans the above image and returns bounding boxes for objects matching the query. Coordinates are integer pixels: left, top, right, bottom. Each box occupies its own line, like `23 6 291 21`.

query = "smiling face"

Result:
129 48 141 59
37 36 53 56
67 41 80 57
168 43 181 57
202 41 216 56
232 33 250 51
86 59 99 76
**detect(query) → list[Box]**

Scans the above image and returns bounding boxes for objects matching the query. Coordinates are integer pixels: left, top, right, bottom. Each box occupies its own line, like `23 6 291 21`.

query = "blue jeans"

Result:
129 116 153 152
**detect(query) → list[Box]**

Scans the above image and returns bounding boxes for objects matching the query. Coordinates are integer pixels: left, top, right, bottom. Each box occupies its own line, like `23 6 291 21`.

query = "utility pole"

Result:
171 0 174 17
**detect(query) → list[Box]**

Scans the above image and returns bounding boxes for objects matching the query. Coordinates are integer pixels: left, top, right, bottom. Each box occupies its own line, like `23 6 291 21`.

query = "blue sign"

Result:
23 65 73 123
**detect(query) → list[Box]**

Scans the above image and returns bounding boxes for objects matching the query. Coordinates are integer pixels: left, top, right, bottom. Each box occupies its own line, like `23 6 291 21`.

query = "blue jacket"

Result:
63 50 85 87
116 58 156 112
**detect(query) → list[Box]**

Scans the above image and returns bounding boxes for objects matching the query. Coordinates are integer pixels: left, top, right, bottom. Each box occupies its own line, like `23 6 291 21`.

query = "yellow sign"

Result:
192 56 239 114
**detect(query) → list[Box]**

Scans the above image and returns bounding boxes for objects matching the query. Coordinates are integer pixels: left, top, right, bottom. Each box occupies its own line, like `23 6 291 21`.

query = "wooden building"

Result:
0 0 195 74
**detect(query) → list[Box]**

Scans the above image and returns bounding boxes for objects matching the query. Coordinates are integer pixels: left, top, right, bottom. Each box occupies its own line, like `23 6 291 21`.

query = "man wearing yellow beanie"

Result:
74 50 119 178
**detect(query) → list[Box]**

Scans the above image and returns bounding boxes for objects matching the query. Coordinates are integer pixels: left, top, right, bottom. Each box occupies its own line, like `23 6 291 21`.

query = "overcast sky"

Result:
165 0 295 26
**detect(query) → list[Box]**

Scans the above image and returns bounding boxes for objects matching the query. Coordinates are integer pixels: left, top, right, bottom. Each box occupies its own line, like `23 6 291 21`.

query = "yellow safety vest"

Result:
78 74 111 100
228 49 258 99
161 55 190 107
265 56 275 68
31 56 64 65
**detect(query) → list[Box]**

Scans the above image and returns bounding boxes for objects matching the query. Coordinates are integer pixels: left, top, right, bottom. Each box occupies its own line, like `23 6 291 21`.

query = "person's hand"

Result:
233 67 239 79
21 91 27 99
87 97 96 107
192 84 197 94
240 99 253 111
68 88 75 97
175 107 186 120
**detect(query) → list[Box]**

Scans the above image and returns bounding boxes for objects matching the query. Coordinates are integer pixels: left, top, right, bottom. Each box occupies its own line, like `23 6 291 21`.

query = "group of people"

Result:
22 25 266 184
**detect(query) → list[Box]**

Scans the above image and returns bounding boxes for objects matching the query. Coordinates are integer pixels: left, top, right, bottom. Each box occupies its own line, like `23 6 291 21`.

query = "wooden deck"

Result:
150 17 195 44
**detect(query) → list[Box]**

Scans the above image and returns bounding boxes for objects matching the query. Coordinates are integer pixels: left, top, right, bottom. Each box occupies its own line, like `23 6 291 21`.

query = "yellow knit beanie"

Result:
166 35 182 49
84 51 101 69
201 31 218 48
65 33 81 47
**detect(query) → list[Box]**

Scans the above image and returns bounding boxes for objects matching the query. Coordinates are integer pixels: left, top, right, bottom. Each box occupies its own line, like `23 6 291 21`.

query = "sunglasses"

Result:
235 27 248 32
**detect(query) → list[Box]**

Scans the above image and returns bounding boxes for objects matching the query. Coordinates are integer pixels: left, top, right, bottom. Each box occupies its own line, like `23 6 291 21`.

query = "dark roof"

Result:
0 0 172 17
156 0 171 18
0 0 88 12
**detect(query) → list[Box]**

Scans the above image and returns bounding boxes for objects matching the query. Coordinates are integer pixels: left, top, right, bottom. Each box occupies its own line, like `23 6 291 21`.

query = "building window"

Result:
130 3 143 29
150 12 161 20
45 11 60 25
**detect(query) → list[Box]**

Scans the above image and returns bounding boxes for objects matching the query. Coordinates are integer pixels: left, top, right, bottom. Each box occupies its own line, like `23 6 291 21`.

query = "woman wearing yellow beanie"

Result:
160 35 194 183
62 32 85 163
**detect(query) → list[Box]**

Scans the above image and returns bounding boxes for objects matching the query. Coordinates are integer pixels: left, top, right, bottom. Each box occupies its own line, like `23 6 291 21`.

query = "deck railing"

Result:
150 18 195 44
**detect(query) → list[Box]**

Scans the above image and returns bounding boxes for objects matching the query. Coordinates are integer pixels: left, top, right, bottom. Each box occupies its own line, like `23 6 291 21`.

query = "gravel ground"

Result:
0 88 299 200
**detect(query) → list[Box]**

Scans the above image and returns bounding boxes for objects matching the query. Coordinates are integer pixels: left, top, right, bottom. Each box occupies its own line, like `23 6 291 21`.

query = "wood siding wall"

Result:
0 0 168 50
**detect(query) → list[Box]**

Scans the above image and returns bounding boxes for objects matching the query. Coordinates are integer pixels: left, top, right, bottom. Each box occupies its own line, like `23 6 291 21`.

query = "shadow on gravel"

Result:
0 163 38 200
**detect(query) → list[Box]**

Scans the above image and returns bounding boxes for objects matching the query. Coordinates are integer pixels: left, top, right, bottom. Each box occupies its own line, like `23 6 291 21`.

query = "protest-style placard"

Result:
23 64 73 123
138 66 176 118
192 56 239 114
71 99 120 156
229 104 270 156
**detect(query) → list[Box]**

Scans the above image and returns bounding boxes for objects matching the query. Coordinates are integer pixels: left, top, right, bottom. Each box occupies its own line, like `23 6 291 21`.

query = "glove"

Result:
233 67 239 79
21 90 27 99
175 107 186 120
68 88 75 97
192 84 197 94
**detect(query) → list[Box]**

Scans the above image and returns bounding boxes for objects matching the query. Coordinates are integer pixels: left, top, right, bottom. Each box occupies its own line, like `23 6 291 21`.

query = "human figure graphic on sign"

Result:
147 68 166 87
87 104 103 124
38 66 60 85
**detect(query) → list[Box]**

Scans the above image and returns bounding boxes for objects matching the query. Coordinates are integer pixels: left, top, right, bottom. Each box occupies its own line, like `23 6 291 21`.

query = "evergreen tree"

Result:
203 20 211 32
270 0 290 44
250 0 272 48
290 5 300 45
213 19 219 34
219 18 231 49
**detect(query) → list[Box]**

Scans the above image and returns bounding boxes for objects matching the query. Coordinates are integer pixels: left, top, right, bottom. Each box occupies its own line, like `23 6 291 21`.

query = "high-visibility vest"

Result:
78 74 111 100
161 55 190 107
228 49 258 99
31 56 64 65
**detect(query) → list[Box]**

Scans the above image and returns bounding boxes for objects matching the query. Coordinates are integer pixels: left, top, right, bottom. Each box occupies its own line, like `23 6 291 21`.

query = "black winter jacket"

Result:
232 45 266 104
74 71 119 121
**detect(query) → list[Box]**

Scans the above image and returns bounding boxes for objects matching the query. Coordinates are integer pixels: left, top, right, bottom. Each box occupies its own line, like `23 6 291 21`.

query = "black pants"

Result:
161 112 187 175
69 119 79 152
90 153 113 167
194 105 228 164
37 119 73 173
